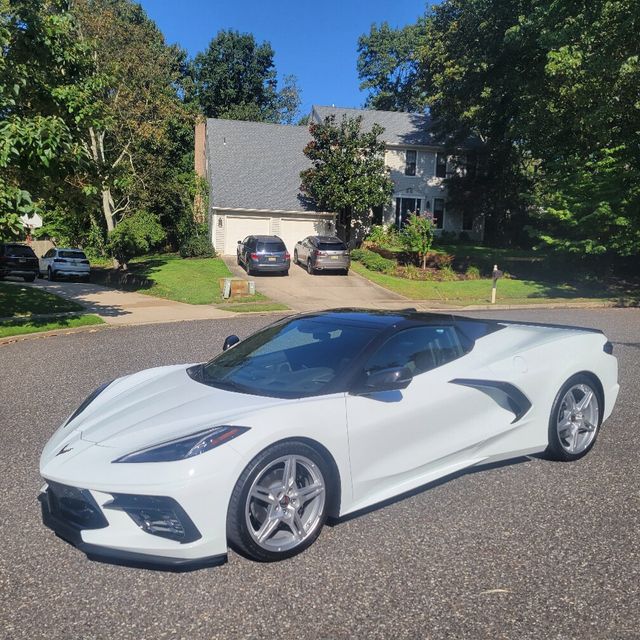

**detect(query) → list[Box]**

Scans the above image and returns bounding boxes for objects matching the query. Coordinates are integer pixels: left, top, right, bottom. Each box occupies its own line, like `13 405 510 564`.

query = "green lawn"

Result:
0 282 103 338
0 314 103 338
350 262 619 305
0 281 84 317
93 254 288 310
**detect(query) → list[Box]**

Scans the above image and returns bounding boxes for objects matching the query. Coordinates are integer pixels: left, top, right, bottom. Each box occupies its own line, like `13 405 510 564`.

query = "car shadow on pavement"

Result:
326 456 532 527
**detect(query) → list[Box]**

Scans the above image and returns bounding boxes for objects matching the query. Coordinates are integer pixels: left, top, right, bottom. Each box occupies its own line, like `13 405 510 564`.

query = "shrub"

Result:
179 228 215 258
439 265 458 281
425 251 454 269
350 248 396 273
465 265 481 280
364 224 401 249
108 210 166 269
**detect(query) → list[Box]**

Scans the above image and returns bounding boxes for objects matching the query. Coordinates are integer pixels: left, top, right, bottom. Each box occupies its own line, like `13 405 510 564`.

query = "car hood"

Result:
42 364 290 458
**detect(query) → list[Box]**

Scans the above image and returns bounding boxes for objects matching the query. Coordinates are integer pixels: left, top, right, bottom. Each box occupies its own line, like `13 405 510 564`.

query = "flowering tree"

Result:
400 213 435 269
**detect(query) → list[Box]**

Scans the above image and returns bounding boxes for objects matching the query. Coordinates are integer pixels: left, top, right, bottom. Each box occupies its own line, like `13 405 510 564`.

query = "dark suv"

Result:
237 235 290 276
0 243 39 282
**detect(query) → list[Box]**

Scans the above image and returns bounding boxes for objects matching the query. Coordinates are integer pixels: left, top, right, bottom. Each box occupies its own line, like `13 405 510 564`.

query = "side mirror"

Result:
223 334 240 351
237 240 242 244
353 366 413 394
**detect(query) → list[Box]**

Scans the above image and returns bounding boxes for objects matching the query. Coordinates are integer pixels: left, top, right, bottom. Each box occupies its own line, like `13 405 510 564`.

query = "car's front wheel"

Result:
545 374 602 461
47 267 56 281
227 442 330 562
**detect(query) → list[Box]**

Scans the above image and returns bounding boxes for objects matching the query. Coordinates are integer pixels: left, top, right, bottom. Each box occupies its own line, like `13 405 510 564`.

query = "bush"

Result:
465 265 481 280
108 210 166 268
425 251 454 269
350 248 396 273
364 224 401 249
179 233 215 258
439 265 458 281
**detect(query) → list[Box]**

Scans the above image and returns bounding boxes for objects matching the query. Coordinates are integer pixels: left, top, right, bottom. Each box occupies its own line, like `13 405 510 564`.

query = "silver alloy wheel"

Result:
245 454 326 553
556 383 599 454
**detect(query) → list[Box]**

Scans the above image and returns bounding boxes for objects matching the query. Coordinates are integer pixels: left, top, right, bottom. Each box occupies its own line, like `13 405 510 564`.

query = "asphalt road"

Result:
0 308 638 640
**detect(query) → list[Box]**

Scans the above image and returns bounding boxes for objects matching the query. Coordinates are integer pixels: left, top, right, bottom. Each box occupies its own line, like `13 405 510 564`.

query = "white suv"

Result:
39 248 91 281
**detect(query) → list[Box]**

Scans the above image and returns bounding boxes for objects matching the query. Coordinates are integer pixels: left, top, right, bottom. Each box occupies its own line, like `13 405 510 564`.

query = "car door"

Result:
40 248 54 274
344 324 517 508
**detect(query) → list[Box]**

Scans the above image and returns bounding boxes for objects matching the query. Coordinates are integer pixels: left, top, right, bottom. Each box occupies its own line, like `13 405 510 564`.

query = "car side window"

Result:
44 249 53 258
363 326 464 376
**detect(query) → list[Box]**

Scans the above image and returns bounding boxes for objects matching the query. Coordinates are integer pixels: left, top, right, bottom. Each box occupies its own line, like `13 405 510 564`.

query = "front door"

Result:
395 197 422 229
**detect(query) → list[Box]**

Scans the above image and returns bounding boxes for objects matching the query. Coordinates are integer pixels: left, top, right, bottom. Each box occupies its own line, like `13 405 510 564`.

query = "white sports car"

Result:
39 310 619 570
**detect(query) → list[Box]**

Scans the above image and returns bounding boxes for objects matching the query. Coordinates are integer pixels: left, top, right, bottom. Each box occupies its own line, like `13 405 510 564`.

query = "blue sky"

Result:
139 0 427 117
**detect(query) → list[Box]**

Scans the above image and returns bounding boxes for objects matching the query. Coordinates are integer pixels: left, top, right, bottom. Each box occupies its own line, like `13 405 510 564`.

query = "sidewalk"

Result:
26 279 236 325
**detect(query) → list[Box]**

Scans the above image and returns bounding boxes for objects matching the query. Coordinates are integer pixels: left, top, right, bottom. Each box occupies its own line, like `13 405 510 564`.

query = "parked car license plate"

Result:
268 257 276 262
330 255 339 260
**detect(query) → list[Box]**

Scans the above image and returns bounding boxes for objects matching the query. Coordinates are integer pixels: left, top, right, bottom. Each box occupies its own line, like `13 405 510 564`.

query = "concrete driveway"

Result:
23 278 234 325
224 256 408 311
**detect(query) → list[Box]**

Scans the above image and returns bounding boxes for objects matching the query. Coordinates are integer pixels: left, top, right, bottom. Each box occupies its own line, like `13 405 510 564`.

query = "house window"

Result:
435 152 447 178
395 197 422 229
462 210 474 231
433 198 445 229
405 150 417 176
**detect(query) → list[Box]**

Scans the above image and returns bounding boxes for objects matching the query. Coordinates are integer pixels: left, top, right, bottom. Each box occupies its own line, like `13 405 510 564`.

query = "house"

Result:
195 106 482 255
195 119 335 256
311 106 482 240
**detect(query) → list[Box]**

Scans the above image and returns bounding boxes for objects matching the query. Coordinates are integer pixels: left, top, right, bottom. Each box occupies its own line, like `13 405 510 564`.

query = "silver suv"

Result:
293 236 350 275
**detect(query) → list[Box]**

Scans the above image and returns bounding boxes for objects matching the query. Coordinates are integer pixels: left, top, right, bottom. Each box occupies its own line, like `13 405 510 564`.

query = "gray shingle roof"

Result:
206 119 319 213
311 105 442 147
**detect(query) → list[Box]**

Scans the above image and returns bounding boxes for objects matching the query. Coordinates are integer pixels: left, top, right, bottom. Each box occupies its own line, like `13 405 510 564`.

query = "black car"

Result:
236 235 290 276
0 243 39 282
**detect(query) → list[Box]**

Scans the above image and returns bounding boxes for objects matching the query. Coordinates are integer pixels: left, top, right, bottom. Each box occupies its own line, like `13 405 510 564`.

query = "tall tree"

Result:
0 0 99 238
71 0 192 237
300 115 394 245
357 19 428 112
192 29 300 123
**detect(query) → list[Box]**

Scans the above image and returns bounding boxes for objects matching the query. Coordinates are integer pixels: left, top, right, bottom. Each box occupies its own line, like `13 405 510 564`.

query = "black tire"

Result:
47 267 56 281
307 259 314 275
227 440 332 562
236 253 241 266
23 274 36 282
544 373 603 462
293 250 299 265
343 268 349 276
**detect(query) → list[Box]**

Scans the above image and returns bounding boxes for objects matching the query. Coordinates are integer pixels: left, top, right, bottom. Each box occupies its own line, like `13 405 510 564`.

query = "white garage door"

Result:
223 216 271 255
278 218 331 254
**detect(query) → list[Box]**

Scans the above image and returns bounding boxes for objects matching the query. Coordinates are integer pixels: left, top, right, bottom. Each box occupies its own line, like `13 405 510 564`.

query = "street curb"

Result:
0 322 112 346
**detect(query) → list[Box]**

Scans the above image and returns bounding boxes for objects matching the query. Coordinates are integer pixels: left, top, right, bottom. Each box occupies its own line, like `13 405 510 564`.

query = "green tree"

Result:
192 30 300 123
300 115 394 245
400 213 435 269
107 209 165 268
0 0 100 239
357 20 428 112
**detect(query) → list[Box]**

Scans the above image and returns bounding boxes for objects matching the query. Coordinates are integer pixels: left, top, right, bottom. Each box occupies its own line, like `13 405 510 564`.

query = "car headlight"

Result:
113 426 249 463
64 380 113 427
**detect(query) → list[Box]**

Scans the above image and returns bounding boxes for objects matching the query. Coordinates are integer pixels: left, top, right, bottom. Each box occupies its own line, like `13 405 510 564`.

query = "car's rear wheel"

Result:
227 441 330 562
307 259 314 275
293 250 299 265
545 374 602 461
47 267 56 281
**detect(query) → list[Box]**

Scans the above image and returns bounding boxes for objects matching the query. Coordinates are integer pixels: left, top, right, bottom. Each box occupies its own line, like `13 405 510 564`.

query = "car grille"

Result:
45 481 108 530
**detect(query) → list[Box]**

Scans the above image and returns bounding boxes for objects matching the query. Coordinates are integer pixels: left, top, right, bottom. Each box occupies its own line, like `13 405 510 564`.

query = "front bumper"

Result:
38 484 227 571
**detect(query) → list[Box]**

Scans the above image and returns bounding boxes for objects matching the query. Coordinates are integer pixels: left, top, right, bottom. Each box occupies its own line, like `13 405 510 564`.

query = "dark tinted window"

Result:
257 241 286 252
363 326 464 376
5 245 36 258
317 241 347 251
202 316 380 397
405 149 417 176
59 250 86 259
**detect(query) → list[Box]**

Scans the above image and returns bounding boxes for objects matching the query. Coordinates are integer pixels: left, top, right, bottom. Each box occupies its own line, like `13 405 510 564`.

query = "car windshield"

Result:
256 241 286 252
5 245 35 257
59 250 86 259
317 241 346 251
201 316 380 397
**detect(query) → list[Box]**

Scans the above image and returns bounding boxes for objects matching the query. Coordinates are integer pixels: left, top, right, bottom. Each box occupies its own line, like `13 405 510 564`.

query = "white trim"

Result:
213 206 334 217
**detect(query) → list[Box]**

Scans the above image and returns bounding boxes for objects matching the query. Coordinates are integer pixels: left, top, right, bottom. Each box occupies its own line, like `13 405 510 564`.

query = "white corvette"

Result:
39 310 619 570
